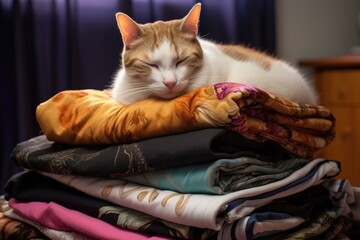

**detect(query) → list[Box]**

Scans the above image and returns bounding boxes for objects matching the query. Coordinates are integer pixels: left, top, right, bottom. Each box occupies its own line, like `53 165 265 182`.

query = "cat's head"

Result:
115 3 203 100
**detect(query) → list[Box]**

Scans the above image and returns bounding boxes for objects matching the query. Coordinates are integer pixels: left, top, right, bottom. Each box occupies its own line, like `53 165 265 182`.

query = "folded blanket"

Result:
36 83 335 158
280 211 349 240
122 157 310 194
8 199 172 240
0 196 48 240
1 197 92 240
40 159 340 230
10 129 289 178
5 175 356 240
5 171 215 240
4 171 334 240
219 184 334 240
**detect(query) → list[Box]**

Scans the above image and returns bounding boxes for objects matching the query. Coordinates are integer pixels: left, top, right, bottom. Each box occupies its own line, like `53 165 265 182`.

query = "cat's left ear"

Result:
180 3 201 37
116 13 142 46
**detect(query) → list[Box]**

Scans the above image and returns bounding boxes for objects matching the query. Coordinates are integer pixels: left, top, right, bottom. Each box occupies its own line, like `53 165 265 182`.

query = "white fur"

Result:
191 39 318 104
112 38 318 105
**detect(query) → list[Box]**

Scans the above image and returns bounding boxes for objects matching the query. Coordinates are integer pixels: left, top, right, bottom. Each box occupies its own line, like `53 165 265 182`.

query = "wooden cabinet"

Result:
300 56 360 187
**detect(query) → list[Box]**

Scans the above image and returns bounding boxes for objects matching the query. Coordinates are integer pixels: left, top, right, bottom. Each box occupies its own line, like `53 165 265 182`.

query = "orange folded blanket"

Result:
36 82 335 158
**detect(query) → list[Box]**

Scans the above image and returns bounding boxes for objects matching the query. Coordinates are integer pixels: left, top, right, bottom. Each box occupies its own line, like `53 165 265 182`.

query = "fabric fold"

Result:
4 171 215 240
5 171 339 240
0 196 48 240
10 129 290 177
5 172 357 240
8 199 172 240
36 83 335 158
122 157 310 194
39 159 340 230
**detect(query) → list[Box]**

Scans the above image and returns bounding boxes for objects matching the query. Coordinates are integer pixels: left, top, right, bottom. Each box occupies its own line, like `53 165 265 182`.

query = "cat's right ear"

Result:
115 13 142 46
180 3 201 37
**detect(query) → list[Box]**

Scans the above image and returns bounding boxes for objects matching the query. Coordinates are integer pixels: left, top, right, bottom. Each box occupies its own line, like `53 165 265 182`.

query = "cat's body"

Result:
112 4 317 105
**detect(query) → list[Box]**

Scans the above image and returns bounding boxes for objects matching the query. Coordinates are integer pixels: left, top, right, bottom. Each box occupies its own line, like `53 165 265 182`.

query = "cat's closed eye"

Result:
140 60 159 69
175 57 189 67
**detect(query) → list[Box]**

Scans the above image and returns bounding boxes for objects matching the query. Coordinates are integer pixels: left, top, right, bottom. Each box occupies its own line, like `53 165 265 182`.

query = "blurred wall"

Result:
276 0 360 68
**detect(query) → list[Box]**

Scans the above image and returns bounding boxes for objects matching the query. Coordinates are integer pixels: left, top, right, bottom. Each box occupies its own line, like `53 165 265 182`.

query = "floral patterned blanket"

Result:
36 82 335 158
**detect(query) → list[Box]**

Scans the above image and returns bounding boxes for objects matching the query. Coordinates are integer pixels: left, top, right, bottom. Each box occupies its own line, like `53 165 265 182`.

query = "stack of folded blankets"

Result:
1 82 360 240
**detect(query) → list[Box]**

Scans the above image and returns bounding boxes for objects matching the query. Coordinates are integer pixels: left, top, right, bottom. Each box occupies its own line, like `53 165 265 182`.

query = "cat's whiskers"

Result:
198 33 210 39
119 83 152 97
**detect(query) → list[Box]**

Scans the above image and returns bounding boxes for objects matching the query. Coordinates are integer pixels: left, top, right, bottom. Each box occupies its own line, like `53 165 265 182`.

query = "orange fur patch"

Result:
219 44 274 70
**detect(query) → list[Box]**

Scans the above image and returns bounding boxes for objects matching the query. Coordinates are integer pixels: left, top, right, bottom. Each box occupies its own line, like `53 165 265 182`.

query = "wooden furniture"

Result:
300 55 360 187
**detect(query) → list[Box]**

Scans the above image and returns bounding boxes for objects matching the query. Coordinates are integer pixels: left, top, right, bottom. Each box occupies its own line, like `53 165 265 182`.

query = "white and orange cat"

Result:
112 3 317 105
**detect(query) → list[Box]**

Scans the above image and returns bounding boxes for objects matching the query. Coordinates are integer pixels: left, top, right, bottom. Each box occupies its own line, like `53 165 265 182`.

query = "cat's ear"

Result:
180 3 201 37
115 13 142 46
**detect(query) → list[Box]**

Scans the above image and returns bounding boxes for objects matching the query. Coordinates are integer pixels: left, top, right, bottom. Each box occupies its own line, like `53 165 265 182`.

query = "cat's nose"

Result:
163 80 177 89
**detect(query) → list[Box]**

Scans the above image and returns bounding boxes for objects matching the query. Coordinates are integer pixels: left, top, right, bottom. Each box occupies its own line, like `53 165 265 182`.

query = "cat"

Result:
111 3 318 105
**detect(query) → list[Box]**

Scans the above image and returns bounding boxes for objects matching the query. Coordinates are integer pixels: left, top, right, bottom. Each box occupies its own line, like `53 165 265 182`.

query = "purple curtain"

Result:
0 0 275 193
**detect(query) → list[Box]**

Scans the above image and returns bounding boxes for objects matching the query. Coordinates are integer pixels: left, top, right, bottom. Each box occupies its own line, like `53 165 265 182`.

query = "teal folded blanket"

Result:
123 157 310 194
